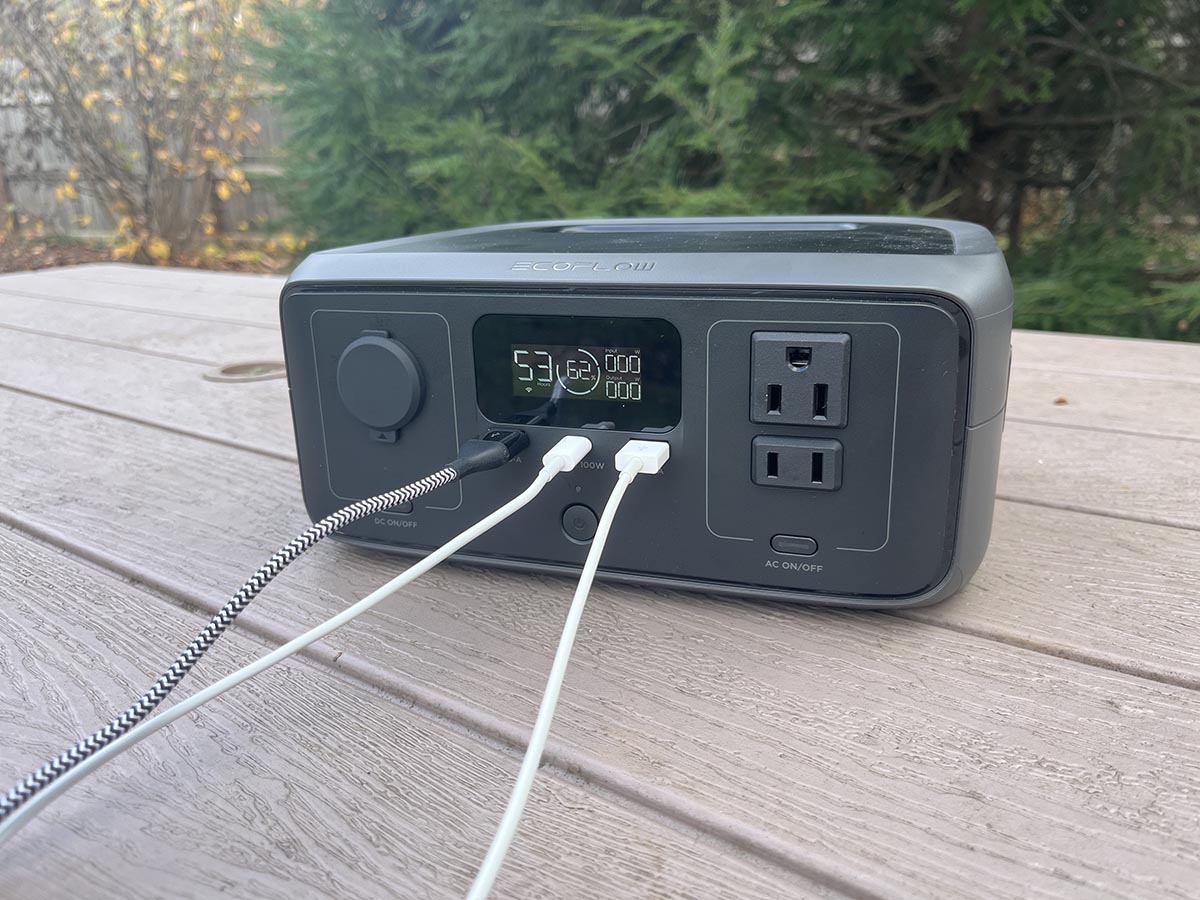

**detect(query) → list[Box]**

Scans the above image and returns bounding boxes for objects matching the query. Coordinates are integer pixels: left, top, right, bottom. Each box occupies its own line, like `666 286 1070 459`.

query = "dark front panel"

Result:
282 286 970 605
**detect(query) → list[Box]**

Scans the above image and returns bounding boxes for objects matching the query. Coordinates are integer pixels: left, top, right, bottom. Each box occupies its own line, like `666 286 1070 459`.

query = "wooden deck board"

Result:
0 272 280 328
0 328 294 459
0 530 834 900
43 262 285 298
2 264 1199 897
3 378 1200 687
13 265 1200 380
1012 329 1200 380
6 285 1199 449
906 501 1200 687
6 318 1200 527
998 421 1200 528
2 390 1199 897
4 300 1199 528
0 294 283 364
1007 367 1200 439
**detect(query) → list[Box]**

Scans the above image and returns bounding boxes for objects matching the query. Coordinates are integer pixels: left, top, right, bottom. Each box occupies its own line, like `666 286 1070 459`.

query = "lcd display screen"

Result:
474 315 680 431
510 344 643 401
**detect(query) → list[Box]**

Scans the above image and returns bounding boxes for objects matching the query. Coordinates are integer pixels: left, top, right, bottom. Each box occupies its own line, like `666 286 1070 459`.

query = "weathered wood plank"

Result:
8 285 1197 446
7 374 1196 692
904 500 1200 686
20 266 1200 377
13 263 1200 377
6 271 1200 522
0 294 282 364
44 262 285 298
0 272 280 327
17 266 1200 379
1006 367 1200 439
1008 331 1200 440
6 322 1200 530
0 530 828 900
1012 330 1200 380
1 315 1197 669
998 421 1200 528
0 329 295 459
12 267 1200 444
2 389 1198 898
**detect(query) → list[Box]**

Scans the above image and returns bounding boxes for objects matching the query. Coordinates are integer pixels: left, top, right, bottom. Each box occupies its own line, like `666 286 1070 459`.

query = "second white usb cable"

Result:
466 439 671 900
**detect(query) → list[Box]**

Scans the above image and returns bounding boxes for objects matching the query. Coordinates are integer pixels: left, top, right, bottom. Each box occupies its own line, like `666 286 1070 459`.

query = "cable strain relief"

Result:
453 429 531 478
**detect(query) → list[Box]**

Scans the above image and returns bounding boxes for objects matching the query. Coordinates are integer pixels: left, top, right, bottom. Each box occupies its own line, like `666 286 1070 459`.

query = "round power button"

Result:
562 504 599 543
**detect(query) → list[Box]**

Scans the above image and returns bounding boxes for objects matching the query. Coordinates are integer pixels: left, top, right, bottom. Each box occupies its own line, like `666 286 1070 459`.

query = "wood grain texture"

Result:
39 262 285 299
11 266 1200 449
5 302 1200 528
16 265 1200 382
0 328 295 459
4 266 1200 897
905 501 1200 686
1012 330 1200 380
1006 367 1200 440
0 271 280 328
0 530 831 900
4 385 1200 687
2 389 1199 898
0 294 283 364
998 421 1200 529
2 267 1196 660
10 279 1199 448
12 263 1200 379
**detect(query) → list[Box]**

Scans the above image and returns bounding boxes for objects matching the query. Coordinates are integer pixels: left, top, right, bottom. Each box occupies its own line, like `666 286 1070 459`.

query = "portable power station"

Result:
280 216 1012 608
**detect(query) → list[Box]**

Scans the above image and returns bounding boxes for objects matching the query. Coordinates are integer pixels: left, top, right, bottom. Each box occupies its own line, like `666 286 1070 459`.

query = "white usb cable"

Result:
466 439 670 900
0 436 594 847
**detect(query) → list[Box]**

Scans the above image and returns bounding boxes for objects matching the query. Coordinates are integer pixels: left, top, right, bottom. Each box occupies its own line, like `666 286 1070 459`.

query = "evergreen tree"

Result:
258 0 1200 338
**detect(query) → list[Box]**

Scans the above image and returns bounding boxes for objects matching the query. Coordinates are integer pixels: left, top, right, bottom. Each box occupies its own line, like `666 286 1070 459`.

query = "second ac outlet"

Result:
752 436 843 491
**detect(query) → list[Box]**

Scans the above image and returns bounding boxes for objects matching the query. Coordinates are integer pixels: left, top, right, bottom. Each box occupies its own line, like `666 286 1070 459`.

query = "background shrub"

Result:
1 0 267 264
259 0 1200 339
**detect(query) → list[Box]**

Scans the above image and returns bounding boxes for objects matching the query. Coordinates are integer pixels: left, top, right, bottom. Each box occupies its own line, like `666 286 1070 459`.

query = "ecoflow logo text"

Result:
511 261 656 272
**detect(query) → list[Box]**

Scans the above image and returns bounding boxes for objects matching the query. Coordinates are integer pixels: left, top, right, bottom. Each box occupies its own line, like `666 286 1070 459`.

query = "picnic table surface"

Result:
1 263 1199 900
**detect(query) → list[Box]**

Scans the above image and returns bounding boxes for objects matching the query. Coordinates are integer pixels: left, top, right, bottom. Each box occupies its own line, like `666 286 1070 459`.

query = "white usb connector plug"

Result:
615 439 670 475
542 435 593 472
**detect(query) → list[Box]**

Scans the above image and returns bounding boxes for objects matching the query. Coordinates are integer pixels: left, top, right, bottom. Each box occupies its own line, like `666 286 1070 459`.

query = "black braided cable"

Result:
0 464 459 824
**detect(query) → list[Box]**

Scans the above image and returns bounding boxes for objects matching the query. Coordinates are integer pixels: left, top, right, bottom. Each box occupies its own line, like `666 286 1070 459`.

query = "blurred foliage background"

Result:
1 0 272 266
256 0 1200 340
4 0 1200 339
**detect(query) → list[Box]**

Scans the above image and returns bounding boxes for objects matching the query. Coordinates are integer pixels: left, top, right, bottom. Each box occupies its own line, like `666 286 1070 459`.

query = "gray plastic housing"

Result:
280 216 1012 608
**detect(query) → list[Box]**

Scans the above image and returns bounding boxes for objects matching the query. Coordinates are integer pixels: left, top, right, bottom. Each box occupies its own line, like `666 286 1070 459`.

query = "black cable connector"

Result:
453 428 531 477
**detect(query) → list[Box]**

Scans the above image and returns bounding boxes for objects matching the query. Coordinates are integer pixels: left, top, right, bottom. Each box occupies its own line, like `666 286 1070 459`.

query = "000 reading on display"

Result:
510 344 643 402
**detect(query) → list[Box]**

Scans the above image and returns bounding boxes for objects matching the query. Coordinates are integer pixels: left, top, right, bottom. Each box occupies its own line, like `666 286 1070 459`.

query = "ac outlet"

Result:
752 436 843 491
750 331 850 427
